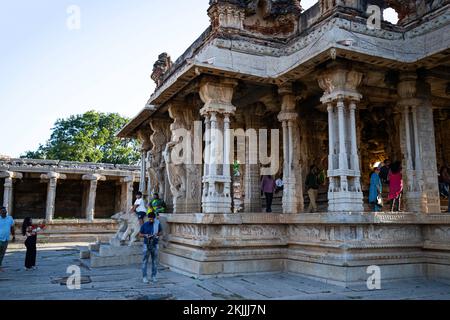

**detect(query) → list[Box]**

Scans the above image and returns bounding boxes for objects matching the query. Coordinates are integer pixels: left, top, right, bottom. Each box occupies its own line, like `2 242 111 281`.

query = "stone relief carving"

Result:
149 119 171 197
164 141 186 201
151 53 173 88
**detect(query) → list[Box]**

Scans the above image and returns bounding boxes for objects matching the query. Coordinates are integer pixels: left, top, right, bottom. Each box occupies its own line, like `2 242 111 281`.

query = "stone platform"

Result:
2 245 450 300
85 242 143 268
158 212 450 286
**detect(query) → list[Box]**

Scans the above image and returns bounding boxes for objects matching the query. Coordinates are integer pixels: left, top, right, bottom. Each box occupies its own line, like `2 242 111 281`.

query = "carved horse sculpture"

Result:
111 211 141 246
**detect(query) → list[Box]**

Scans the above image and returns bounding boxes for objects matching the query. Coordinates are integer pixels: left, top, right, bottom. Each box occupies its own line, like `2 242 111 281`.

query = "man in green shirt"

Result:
147 193 166 216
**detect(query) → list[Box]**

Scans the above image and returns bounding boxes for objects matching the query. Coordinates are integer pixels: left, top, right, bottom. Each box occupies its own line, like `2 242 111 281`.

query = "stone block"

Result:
80 250 90 259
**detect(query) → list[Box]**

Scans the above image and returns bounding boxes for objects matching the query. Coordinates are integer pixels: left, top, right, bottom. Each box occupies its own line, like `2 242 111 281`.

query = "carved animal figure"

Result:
111 211 141 246
151 53 173 88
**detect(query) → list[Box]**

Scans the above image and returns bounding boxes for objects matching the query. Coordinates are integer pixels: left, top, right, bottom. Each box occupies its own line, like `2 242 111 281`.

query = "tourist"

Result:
148 193 166 217
388 161 403 212
21 217 41 271
275 178 284 193
379 159 391 185
305 165 320 213
369 167 383 212
140 212 163 284
261 175 276 213
131 192 147 225
0 207 15 272
439 165 450 198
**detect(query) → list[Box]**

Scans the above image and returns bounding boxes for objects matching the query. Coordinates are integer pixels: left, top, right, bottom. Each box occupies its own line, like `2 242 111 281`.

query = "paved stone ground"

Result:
1 244 450 300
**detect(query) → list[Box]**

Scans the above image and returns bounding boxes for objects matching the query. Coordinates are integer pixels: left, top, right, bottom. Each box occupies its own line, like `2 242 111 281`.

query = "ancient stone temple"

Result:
118 0 450 285
0 158 142 242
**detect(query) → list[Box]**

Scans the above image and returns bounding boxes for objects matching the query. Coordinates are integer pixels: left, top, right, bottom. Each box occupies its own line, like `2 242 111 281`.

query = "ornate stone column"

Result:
277 84 304 214
318 65 364 212
137 128 152 195
165 100 202 213
40 172 66 222
82 174 106 221
199 76 237 213
397 72 440 213
149 118 172 210
243 103 265 213
0 171 23 215
120 176 134 213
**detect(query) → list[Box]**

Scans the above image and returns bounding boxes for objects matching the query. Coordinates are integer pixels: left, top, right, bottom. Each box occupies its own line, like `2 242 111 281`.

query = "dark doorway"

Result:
13 178 47 219
55 180 84 219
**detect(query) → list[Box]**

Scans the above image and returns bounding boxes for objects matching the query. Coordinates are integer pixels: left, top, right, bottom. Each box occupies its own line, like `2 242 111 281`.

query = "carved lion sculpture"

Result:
111 211 141 246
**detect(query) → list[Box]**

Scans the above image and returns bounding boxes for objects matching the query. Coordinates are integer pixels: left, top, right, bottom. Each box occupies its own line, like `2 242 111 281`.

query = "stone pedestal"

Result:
87 242 143 268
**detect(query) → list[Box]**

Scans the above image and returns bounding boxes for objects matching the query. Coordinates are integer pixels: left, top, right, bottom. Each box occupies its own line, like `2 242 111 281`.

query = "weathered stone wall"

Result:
13 178 47 219
54 180 84 219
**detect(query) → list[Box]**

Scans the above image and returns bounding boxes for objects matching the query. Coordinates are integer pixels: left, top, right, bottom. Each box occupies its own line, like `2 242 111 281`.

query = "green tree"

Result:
21 111 140 165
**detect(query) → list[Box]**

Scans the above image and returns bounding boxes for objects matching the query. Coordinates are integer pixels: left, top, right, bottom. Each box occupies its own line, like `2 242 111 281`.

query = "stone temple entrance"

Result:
117 1 450 285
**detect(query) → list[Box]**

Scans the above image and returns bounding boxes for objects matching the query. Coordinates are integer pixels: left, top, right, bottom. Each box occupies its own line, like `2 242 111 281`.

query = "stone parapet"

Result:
159 213 450 285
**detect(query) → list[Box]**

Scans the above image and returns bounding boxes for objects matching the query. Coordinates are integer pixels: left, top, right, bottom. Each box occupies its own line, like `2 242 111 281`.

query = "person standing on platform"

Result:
369 167 383 212
389 161 404 212
140 212 163 284
0 207 15 272
261 175 276 213
305 165 320 213
21 217 44 271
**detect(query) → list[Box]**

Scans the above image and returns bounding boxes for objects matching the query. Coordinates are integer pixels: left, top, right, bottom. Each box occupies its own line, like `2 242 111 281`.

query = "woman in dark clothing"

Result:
21 217 38 271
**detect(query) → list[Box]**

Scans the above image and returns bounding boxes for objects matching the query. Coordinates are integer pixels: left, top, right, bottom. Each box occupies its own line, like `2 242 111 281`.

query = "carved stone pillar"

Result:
277 84 304 214
397 72 440 213
149 118 172 211
318 65 364 212
82 174 106 221
40 172 66 222
137 128 152 195
165 100 202 213
243 104 265 213
199 76 237 213
0 171 23 216
120 176 134 213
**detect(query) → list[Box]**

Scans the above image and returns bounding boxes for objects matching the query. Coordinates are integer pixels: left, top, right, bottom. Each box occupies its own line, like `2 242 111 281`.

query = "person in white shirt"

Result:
131 192 147 225
275 178 284 193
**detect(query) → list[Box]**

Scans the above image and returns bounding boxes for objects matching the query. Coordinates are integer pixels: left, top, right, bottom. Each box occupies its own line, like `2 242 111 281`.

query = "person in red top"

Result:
388 161 403 212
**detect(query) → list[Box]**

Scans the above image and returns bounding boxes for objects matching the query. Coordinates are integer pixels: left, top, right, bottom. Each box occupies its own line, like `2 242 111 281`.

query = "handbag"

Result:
376 194 383 207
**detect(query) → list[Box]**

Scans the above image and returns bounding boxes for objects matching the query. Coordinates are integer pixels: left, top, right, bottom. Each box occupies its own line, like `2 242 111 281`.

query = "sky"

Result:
0 0 397 158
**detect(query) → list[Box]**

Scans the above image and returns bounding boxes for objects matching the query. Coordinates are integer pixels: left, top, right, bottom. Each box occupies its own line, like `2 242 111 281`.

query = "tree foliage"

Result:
22 111 140 165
